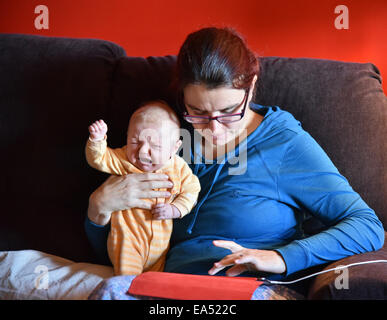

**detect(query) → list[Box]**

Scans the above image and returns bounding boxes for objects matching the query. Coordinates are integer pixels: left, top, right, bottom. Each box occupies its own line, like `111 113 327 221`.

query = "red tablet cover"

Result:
128 271 263 300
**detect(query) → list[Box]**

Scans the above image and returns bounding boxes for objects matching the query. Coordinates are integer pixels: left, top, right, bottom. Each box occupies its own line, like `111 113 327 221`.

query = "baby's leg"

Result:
144 251 166 272
108 213 144 276
142 220 172 272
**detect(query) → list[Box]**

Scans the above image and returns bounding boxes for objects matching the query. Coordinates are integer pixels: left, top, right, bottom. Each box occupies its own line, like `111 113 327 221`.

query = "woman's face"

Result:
183 83 253 146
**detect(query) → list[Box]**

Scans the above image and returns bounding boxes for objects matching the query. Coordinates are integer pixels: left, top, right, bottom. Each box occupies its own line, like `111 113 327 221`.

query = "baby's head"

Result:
126 100 182 172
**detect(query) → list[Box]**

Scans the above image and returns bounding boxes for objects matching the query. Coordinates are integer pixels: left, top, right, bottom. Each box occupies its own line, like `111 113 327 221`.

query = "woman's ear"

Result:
249 74 258 102
174 139 183 154
251 74 258 90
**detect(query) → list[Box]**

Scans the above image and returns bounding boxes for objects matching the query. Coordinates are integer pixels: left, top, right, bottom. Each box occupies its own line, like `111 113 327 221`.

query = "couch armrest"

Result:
308 232 387 300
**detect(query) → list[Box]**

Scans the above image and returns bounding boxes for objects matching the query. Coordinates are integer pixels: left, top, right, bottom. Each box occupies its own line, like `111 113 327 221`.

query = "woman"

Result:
85 27 384 299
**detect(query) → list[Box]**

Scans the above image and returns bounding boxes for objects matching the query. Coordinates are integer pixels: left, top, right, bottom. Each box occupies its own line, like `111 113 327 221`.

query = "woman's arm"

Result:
209 131 384 278
275 132 385 276
87 186 112 226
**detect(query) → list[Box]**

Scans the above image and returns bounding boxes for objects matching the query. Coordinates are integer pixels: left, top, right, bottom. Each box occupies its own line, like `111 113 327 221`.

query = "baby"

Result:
86 100 201 275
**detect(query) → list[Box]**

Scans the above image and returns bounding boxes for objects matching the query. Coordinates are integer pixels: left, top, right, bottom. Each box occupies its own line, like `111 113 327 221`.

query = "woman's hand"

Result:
87 173 173 226
208 240 287 276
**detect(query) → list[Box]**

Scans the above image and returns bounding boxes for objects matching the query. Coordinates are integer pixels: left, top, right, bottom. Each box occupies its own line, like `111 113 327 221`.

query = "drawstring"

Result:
187 163 225 234
187 152 228 234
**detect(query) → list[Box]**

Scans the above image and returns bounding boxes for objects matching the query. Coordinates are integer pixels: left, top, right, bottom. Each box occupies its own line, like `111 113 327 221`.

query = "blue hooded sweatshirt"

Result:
164 104 384 278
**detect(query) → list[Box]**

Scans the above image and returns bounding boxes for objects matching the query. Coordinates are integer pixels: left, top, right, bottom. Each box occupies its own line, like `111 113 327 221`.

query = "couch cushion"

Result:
106 55 178 148
0 34 126 262
308 232 387 299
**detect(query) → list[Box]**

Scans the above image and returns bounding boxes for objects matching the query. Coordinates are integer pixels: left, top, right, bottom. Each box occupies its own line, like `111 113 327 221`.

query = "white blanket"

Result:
0 250 114 300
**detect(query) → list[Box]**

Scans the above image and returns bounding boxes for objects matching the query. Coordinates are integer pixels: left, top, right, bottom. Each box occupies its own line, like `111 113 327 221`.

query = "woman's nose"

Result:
207 118 223 134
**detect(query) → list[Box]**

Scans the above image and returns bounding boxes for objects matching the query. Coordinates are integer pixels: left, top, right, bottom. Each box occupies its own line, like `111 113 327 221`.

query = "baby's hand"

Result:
89 119 108 141
152 203 181 220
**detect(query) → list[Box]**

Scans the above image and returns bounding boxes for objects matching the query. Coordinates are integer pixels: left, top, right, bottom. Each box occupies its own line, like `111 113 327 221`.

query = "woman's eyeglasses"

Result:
183 89 250 124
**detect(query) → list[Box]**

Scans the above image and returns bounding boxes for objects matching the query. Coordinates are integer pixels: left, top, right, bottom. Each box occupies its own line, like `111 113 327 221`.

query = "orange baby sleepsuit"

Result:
85 137 200 275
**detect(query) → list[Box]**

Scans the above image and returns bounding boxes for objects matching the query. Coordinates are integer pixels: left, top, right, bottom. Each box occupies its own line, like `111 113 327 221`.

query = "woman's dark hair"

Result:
175 27 259 92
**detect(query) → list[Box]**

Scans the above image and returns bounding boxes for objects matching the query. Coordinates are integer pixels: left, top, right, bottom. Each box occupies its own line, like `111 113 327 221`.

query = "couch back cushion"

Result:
105 55 178 148
0 34 126 261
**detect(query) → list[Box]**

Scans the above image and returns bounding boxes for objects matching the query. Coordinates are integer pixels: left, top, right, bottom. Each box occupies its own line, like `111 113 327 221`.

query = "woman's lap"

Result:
88 275 305 300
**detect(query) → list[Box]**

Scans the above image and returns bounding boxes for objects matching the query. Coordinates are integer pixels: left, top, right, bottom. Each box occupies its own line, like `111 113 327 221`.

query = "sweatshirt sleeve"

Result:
171 159 201 218
84 216 111 266
275 131 385 276
85 137 127 175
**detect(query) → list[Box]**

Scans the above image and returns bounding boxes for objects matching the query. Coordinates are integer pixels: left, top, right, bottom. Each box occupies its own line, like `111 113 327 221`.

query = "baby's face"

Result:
126 119 181 172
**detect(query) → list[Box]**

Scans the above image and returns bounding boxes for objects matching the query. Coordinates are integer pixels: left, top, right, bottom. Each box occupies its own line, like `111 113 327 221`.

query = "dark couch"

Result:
1 33 386 300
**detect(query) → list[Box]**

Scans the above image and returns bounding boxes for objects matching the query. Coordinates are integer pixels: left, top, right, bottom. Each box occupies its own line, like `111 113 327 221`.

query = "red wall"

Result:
1 0 386 92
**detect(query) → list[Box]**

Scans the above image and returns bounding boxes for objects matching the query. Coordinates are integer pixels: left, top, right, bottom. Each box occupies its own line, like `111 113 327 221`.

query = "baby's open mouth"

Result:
139 157 152 164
